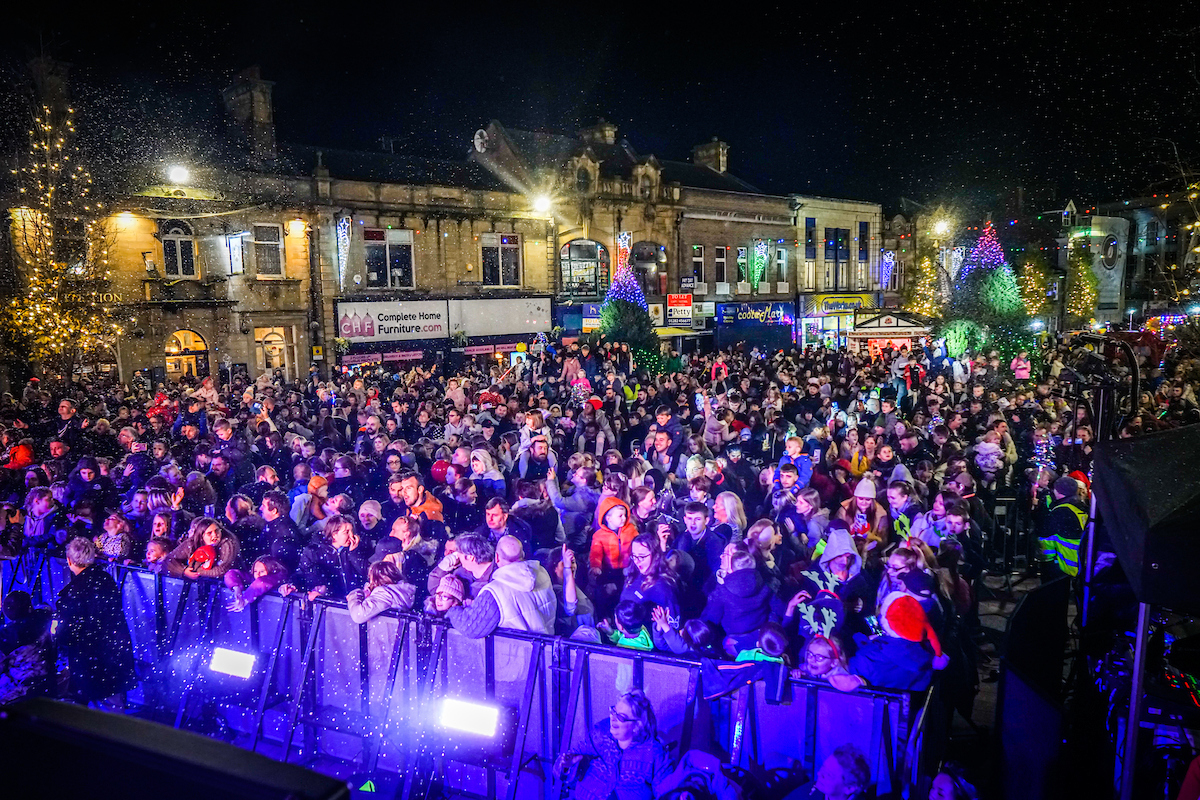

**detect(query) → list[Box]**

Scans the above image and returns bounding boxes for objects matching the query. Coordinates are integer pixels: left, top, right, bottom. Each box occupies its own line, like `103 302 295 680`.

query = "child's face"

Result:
146 542 166 562
252 561 269 579
786 441 801 456
604 506 627 530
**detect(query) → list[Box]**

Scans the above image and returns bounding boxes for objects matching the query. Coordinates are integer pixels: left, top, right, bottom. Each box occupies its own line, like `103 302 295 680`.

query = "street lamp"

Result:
933 220 950 236
532 195 551 215
168 165 190 184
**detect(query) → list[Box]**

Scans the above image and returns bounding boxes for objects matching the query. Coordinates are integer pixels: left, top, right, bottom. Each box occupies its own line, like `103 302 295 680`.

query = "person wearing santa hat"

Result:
848 590 950 692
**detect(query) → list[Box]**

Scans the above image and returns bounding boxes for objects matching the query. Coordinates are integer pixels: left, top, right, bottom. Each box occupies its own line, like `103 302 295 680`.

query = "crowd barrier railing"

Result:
1 554 929 799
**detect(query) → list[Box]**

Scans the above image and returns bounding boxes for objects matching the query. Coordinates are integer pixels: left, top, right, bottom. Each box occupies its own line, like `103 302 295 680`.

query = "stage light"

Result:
439 698 499 737
209 647 256 679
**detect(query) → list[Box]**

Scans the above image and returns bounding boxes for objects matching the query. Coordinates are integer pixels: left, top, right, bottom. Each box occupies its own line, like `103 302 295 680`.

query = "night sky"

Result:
1 1 1197 216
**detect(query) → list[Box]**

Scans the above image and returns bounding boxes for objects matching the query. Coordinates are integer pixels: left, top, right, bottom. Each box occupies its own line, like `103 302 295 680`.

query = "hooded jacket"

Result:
799 528 863 597
478 559 557 634
589 497 639 572
701 567 775 636
346 581 417 623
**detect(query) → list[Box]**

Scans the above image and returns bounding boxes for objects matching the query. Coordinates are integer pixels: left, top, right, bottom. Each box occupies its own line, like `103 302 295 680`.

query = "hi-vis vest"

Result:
1039 501 1089 576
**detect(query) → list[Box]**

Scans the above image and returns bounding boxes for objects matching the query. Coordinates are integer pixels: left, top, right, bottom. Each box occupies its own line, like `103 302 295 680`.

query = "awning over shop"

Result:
656 326 706 337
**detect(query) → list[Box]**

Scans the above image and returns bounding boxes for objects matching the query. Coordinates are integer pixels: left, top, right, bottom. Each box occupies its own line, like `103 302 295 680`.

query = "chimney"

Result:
579 119 617 146
692 137 729 173
222 66 276 166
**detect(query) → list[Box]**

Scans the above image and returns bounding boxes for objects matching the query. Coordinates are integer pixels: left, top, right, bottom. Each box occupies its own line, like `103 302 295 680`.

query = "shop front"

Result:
715 301 796 353
847 310 932 356
800 293 876 348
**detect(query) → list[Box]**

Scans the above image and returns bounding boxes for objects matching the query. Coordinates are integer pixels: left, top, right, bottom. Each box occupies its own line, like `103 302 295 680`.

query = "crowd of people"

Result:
1 332 1191 798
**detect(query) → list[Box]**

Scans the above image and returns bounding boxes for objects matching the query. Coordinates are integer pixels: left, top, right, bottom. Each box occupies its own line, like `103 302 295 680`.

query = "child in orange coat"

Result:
589 497 639 576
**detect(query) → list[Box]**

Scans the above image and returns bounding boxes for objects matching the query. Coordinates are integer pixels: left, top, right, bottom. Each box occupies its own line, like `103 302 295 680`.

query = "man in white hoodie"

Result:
443 535 556 638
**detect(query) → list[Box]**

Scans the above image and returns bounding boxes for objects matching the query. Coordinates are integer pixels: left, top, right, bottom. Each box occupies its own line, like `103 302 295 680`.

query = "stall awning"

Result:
656 327 707 337
847 327 929 339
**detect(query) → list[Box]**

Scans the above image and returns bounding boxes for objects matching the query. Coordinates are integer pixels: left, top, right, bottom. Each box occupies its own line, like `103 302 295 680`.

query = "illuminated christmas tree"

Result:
1065 241 1099 326
4 104 124 379
941 223 1033 361
1017 255 1053 317
600 234 661 373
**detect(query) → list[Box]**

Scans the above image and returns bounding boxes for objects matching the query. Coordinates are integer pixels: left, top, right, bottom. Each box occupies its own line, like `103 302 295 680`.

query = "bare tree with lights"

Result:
4 104 124 381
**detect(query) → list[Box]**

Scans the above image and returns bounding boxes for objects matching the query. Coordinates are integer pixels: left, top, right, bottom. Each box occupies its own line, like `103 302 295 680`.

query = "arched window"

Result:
160 220 197 279
576 167 592 194
560 239 608 297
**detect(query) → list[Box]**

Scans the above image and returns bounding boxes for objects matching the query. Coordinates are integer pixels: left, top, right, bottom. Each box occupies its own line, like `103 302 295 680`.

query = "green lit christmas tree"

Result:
600 259 661 375
940 223 1033 360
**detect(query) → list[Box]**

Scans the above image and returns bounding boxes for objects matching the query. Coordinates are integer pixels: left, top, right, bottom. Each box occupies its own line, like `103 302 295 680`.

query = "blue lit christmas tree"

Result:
941 223 1033 360
600 239 660 374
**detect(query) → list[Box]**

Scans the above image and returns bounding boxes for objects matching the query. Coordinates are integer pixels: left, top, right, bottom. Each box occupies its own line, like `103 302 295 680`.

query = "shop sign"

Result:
582 303 601 332
667 294 693 326
813 293 873 316
341 353 382 366
680 276 696 290
716 302 795 327
336 300 448 342
382 350 423 361
692 301 716 318
311 345 324 362
463 345 495 355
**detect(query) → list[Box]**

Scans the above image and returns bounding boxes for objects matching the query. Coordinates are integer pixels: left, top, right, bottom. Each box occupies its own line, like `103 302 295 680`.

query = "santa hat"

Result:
588 396 603 411
1068 470 1091 494
854 479 877 499
880 592 943 658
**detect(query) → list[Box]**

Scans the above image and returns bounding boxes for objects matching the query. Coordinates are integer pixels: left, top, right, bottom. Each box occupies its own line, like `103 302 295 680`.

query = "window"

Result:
714 246 727 283
775 247 788 282
227 234 245 276
364 228 415 288
252 223 284 277
1146 220 1159 248
481 233 521 286
691 245 704 282
54 218 88 276
804 260 816 291
858 221 869 262
824 228 836 262
736 247 748 282
576 168 591 193
836 228 850 262
255 326 297 381
161 220 197 279
561 239 608 296
805 218 817 260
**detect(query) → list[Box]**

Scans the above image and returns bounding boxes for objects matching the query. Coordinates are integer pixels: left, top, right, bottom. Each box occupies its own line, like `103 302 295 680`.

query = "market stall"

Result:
847 309 933 356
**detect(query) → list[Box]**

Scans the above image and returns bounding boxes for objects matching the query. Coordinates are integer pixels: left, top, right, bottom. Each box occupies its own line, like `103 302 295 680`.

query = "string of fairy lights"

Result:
7 105 124 363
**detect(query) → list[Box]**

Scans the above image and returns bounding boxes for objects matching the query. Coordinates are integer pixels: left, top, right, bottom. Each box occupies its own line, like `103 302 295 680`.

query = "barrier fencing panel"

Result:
2 557 924 798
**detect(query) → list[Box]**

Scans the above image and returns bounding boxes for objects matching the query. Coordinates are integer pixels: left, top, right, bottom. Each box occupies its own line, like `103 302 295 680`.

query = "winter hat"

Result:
188 544 218 571
588 396 603 411
880 592 942 658
834 458 854 474
854 479 877 499
359 499 382 517
1068 470 1091 494
436 574 464 603
890 463 916 487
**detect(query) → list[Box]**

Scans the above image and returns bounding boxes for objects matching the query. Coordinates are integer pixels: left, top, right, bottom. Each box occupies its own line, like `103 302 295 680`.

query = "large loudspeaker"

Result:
0 699 350 800
1093 426 1200 615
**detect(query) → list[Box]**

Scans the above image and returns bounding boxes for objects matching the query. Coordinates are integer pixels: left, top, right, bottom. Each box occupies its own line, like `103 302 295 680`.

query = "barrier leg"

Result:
401 623 445 800
730 683 751 766
804 685 819 779
250 599 294 753
680 666 700 754
365 619 409 773
503 640 544 800
281 603 327 764
549 649 589 800
174 581 219 729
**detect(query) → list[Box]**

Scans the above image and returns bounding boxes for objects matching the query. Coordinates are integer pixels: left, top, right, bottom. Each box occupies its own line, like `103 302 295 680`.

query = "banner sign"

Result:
463 345 495 355
382 350 424 361
582 303 601 332
812 294 873 316
716 302 795 327
667 294 693 326
680 276 696 290
337 300 448 342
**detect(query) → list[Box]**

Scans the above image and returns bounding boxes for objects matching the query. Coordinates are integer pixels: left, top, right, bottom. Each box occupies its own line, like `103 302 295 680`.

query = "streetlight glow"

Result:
533 195 551 214
168 165 190 184
933 220 949 236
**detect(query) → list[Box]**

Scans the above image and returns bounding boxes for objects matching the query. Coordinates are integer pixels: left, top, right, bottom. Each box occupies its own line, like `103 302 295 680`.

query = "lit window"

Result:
691 245 704 283
481 233 521 286
252 223 284 277
161 220 197 279
364 229 414 289
714 246 727 283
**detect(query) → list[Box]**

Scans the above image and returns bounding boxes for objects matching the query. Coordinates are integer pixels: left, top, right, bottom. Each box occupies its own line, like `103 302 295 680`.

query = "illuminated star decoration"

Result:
336 216 351 287
603 231 648 311
880 251 896 287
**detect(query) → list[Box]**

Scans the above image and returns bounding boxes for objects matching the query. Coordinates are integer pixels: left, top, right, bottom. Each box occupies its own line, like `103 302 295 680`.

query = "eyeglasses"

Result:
609 705 634 723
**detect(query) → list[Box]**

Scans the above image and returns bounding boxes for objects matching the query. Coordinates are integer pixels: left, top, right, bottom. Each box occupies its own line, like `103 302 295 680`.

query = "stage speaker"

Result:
0 698 350 800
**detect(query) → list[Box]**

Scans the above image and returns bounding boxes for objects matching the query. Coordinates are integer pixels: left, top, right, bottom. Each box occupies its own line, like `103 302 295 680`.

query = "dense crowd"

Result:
1 332 1192 798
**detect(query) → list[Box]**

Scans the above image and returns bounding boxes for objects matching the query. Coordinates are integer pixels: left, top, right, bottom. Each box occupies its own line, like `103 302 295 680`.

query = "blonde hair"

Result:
714 491 747 534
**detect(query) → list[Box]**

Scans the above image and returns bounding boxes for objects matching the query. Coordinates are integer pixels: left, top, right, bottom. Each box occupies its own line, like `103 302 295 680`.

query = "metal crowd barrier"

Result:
1 554 929 799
